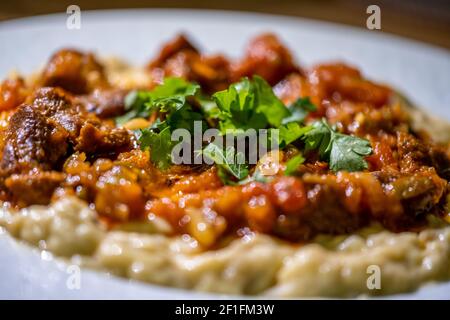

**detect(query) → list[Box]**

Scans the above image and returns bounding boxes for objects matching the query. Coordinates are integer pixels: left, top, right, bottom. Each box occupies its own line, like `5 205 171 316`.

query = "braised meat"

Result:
41 49 108 94
231 33 299 85
80 88 129 118
0 105 69 174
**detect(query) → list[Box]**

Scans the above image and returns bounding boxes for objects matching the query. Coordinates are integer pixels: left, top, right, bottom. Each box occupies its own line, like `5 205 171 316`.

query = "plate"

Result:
0 9 449 299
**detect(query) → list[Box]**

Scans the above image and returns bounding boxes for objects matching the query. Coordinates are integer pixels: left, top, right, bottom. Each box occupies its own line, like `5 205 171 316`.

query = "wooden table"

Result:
1 0 449 49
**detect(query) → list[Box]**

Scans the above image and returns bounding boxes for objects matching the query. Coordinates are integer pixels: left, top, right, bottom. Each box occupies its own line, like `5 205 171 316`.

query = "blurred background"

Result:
0 0 449 48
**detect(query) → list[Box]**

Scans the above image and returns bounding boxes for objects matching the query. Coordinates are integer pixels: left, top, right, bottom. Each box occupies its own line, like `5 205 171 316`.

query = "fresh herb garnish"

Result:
202 143 249 184
302 119 372 172
122 76 372 178
116 78 200 126
281 97 317 125
212 76 290 133
139 126 174 170
284 154 305 176
116 91 151 125
130 78 205 169
277 122 312 147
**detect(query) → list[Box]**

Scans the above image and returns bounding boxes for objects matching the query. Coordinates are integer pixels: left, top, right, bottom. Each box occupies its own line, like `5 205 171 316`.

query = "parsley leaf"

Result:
252 76 291 127
303 120 332 154
277 122 312 147
202 143 249 184
116 78 200 126
116 91 152 125
284 154 305 176
302 119 372 172
212 76 290 133
281 97 317 125
329 134 372 172
166 105 206 133
139 125 174 170
145 78 199 114
128 78 205 169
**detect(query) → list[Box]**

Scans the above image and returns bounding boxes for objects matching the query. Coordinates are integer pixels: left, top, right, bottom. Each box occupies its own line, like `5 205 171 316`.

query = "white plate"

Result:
0 9 449 299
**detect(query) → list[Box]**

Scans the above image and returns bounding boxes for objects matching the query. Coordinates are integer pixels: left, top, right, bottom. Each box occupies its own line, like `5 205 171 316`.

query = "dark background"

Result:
0 0 449 48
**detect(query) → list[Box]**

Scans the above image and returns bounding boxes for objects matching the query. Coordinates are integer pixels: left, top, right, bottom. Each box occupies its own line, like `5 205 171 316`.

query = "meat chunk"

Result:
41 49 108 94
390 170 447 216
308 63 391 108
197 55 231 92
398 131 450 181
427 145 450 181
157 52 231 93
29 87 77 115
29 87 85 140
231 33 299 85
295 183 367 237
75 122 133 156
148 34 199 69
274 64 393 122
0 105 68 174
28 87 134 157
0 85 132 176
267 175 369 240
148 34 231 93
5 171 64 206
389 131 450 210
78 88 128 118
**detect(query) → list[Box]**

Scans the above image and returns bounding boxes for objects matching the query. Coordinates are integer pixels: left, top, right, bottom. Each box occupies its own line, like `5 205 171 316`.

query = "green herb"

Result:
302 119 372 172
166 105 205 133
284 154 305 176
202 143 249 184
251 76 291 127
122 76 372 175
277 122 312 147
116 78 200 126
146 79 199 114
126 78 205 169
212 76 290 133
281 97 317 125
197 95 221 119
116 91 151 125
139 125 174 170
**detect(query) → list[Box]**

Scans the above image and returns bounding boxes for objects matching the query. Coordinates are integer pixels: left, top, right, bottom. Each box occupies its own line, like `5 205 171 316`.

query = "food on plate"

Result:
0 33 449 297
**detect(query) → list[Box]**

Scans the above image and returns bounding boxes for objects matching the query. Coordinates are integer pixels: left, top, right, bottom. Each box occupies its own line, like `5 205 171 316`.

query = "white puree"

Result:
1 196 449 297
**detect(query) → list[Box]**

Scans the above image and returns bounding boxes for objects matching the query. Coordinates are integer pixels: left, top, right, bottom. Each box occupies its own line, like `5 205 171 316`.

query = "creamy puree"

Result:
1 196 449 297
